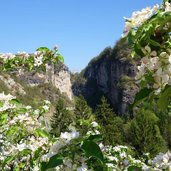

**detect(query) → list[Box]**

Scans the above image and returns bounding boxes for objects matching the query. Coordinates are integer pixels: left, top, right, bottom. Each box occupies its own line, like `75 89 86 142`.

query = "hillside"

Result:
0 62 73 108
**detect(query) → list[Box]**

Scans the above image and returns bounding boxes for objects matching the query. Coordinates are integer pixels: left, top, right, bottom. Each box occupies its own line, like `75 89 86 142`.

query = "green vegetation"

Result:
95 96 125 145
50 98 75 136
127 109 167 157
111 40 133 62
74 95 94 135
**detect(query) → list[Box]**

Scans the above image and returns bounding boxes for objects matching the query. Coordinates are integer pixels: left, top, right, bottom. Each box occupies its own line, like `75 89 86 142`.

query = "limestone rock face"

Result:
0 74 26 95
18 63 73 100
73 45 138 115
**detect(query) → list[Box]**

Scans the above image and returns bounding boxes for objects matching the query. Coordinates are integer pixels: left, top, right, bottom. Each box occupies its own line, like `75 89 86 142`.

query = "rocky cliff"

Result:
0 62 73 107
72 42 138 115
17 62 73 100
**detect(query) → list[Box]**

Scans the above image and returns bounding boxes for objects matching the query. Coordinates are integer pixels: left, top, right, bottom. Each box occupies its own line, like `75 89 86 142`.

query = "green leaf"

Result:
58 54 64 63
41 154 63 171
134 43 144 56
20 149 32 156
0 113 8 125
35 128 49 138
36 47 50 52
149 39 161 47
33 147 43 160
6 125 19 137
130 88 153 109
87 134 103 143
0 101 3 107
16 108 27 113
81 140 104 162
128 30 136 44
158 85 171 111
10 99 21 105
128 165 142 171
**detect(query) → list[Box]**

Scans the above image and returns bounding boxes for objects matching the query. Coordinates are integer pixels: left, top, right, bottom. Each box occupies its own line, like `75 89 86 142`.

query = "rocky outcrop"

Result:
17 62 73 100
0 73 26 95
73 43 138 115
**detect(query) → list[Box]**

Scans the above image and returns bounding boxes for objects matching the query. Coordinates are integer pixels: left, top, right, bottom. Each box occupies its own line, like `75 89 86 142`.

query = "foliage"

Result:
0 46 63 72
95 96 125 145
50 98 75 136
74 96 94 135
111 40 133 62
2 0 171 169
128 109 167 157
122 0 171 112
86 47 112 67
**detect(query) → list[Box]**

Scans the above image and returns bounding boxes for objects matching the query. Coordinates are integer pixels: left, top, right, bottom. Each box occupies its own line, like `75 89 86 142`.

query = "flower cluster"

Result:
0 93 51 170
123 4 159 37
0 90 171 170
122 0 171 95
0 92 16 111
0 46 63 71
135 46 171 93
149 151 171 169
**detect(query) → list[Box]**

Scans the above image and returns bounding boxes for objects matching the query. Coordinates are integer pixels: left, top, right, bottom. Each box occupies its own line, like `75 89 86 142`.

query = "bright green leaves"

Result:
0 112 8 126
81 139 104 162
81 138 106 171
87 134 103 143
36 47 50 53
41 154 63 171
124 10 171 57
149 39 161 47
157 85 171 111
0 46 64 72
130 88 153 110
35 128 50 138
128 165 142 171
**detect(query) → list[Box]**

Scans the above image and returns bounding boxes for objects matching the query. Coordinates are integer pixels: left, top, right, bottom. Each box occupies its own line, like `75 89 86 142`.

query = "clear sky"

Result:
0 0 162 71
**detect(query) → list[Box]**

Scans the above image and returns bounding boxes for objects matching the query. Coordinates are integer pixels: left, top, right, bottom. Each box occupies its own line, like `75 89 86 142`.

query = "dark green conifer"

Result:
129 109 167 157
50 99 74 136
95 96 124 145
74 96 94 135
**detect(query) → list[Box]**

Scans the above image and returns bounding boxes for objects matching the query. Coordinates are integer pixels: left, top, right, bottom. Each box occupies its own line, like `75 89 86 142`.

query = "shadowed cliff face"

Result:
72 43 138 115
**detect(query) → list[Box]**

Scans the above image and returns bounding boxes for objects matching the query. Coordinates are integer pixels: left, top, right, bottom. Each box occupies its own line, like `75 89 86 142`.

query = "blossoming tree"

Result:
1 0 171 170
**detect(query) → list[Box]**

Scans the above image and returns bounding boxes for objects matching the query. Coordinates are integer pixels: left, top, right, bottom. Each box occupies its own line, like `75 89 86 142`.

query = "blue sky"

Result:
0 0 162 71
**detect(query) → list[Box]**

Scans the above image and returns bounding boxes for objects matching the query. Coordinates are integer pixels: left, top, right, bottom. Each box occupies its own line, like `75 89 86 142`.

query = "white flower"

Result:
71 130 79 139
34 54 43 66
50 139 67 153
120 152 127 158
33 165 39 171
54 45 59 50
0 53 15 61
63 158 73 168
42 105 49 111
123 159 129 166
41 152 54 161
77 163 89 171
60 131 79 141
107 156 118 162
0 92 15 101
17 143 28 151
165 1 171 12
44 100 51 104
34 109 40 115
91 121 99 127
106 163 115 168
26 105 32 110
